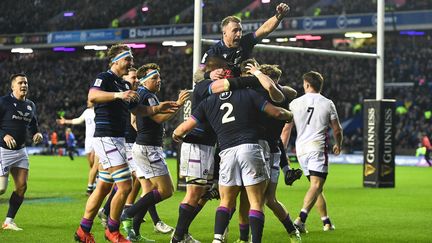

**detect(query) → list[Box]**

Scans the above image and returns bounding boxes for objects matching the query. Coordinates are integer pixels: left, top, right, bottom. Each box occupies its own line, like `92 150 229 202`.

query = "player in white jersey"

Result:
57 100 98 196
283 71 343 233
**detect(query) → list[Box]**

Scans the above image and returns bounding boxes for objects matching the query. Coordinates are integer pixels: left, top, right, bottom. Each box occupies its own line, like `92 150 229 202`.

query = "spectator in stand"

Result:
421 133 432 166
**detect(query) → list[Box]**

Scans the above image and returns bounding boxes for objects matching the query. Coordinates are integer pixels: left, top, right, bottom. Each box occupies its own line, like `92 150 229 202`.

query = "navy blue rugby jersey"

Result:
183 79 217 146
0 94 39 150
124 112 137 143
201 33 258 76
135 87 163 147
192 89 267 151
90 70 137 137
255 86 290 153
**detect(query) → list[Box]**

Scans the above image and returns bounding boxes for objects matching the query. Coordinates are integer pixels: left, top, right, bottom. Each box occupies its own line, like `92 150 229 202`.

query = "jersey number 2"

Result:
307 107 314 125
221 103 235 124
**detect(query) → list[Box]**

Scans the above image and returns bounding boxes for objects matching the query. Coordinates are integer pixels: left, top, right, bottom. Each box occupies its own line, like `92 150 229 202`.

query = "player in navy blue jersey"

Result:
0 73 43 231
121 63 188 242
207 60 300 242
75 44 178 243
173 88 293 243
195 3 290 81
171 57 231 243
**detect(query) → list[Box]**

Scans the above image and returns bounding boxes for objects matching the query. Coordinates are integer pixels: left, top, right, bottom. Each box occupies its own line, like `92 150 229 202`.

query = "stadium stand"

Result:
1 32 431 153
3 0 432 34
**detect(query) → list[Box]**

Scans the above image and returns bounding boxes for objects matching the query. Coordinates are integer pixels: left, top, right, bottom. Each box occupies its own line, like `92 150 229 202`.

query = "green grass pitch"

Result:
0 155 431 242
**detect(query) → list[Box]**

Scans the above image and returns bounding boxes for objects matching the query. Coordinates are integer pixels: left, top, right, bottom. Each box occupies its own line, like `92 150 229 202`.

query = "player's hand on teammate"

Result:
56 117 66 125
176 90 190 106
157 101 179 114
117 90 139 102
210 68 225 80
3 134 17 149
245 63 260 75
276 3 290 19
32 133 43 144
333 144 341 155
172 132 184 143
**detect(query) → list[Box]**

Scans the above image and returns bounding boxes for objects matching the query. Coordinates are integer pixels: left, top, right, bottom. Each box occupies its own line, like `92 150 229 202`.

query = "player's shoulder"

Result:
195 79 213 90
96 71 112 80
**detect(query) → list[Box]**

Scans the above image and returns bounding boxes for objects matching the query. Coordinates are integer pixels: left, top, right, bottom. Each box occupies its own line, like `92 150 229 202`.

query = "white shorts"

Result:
132 144 169 179
180 142 215 181
219 144 269 187
125 142 137 173
297 151 328 177
0 147 29 176
84 137 95 154
269 151 281 184
93 137 128 170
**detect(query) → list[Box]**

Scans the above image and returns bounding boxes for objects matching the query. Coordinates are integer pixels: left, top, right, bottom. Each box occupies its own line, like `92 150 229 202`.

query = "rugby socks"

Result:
214 207 231 241
249 210 265 243
6 192 24 219
125 190 162 218
281 215 297 234
239 223 250 241
133 208 147 236
80 218 93 233
148 205 160 225
107 217 120 232
121 204 132 217
103 186 118 215
299 209 308 223
87 184 94 192
321 216 332 226
173 203 196 241
184 203 203 234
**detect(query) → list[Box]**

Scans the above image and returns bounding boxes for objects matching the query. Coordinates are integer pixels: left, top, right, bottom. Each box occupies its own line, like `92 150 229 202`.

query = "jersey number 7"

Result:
307 107 314 125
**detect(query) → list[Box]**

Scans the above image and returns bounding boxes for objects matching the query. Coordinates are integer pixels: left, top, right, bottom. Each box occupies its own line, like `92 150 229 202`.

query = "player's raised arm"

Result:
255 3 290 40
246 62 285 103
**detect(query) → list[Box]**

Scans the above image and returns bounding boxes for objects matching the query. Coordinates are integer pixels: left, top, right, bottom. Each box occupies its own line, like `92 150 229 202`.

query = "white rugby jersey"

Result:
289 93 339 156
72 108 95 139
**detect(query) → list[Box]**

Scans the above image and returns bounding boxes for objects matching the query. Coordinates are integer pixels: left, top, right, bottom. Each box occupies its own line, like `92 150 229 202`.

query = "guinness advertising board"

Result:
363 99 395 188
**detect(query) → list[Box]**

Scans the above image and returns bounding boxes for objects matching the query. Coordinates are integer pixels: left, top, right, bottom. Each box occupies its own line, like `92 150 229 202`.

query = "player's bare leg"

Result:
294 175 325 233
265 182 300 241
86 151 98 195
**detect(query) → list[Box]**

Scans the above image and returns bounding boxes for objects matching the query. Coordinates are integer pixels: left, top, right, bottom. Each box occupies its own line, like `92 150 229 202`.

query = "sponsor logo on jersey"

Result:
94 78 103 87
219 91 232 100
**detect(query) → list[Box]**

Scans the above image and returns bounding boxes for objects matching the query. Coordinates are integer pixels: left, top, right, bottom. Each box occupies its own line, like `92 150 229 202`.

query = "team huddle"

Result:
0 3 343 243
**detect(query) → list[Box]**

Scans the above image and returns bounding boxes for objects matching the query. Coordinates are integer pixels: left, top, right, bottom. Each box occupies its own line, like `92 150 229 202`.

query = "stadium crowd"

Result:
2 0 432 34
0 33 430 153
